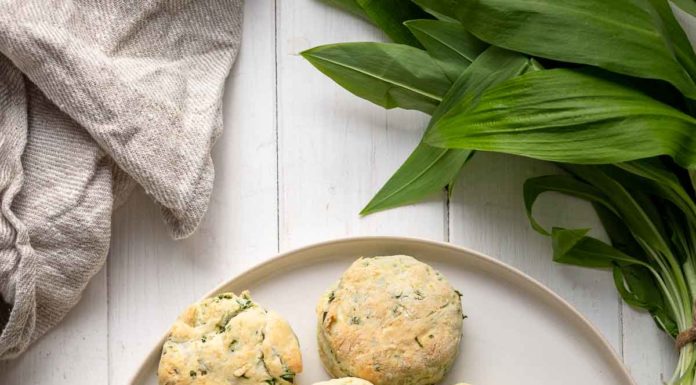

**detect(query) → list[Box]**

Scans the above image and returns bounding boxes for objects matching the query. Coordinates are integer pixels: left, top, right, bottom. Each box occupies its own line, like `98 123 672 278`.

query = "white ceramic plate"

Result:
129 236 635 385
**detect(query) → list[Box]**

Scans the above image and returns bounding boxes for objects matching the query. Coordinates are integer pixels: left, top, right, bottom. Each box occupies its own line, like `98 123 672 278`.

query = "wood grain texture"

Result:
622 304 676 385
277 0 446 249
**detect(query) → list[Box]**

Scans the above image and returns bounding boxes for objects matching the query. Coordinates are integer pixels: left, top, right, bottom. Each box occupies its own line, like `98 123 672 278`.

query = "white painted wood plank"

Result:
449 153 622 353
622 304 676 385
277 0 446 250
0 269 108 385
107 1 279 383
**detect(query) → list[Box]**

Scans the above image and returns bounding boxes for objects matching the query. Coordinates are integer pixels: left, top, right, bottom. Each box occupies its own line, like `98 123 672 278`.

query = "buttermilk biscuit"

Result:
158 291 302 385
317 255 463 385
313 378 374 385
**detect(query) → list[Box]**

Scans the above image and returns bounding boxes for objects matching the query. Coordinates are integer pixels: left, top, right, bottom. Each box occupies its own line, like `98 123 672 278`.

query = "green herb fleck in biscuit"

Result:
317 255 463 385
158 291 302 385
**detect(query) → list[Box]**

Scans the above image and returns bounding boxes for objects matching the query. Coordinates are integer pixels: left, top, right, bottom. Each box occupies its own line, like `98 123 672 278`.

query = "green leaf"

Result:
646 0 696 84
613 265 678 337
521 167 671 263
563 165 682 265
521 166 682 337
427 47 531 124
318 0 436 45
617 158 682 188
592 203 648 260
410 0 458 21
355 0 432 46
404 19 488 81
523 175 614 235
319 0 369 19
568 165 693 334
615 159 696 224
411 0 454 17
672 0 696 18
301 42 451 114
525 165 674 261
361 47 529 215
551 227 647 268
596 166 672 236
360 143 472 214
439 0 696 98
425 69 696 168
523 168 679 336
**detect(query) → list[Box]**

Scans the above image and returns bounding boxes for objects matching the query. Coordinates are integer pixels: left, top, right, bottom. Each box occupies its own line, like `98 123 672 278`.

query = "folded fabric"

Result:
0 0 243 359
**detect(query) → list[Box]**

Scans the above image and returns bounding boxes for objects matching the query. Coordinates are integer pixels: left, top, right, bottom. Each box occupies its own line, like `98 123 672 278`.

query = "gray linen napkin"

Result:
0 0 243 359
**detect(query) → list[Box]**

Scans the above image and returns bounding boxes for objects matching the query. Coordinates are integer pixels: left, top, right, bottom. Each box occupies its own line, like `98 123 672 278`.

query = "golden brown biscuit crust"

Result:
317 255 463 385
313 378 374 385
158 291 302 385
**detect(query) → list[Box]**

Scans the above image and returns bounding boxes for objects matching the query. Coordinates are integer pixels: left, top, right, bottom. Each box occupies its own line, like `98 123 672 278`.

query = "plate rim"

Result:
127 235 636 385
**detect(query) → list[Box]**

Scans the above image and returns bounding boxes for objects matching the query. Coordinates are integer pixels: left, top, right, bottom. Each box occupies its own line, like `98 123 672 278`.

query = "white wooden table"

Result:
0 1 679 384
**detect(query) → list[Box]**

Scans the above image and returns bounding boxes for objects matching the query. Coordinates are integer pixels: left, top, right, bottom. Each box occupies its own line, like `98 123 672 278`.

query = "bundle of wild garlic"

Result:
303 1 696 383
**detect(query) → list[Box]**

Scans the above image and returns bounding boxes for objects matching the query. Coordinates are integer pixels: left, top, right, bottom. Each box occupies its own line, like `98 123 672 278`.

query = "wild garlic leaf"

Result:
355 0 432 46
551 227 647 268
591 201 679 336
524 170 678 335
434 0 696 98
526 165 675 263
613 265 678 337
319 0 434 47
597 167 673 237
645 0 696 84
360 143 472 215
425 69 696 168
671 0 696 18
592 203 648 262
522 167 674 259
301 42 451 114
361 47 528 215
616 158 682 187
523 175 614 235
404 19 488 81
614 159 696 224
563 165 674 256
410 0 455 20
430 47 530 122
